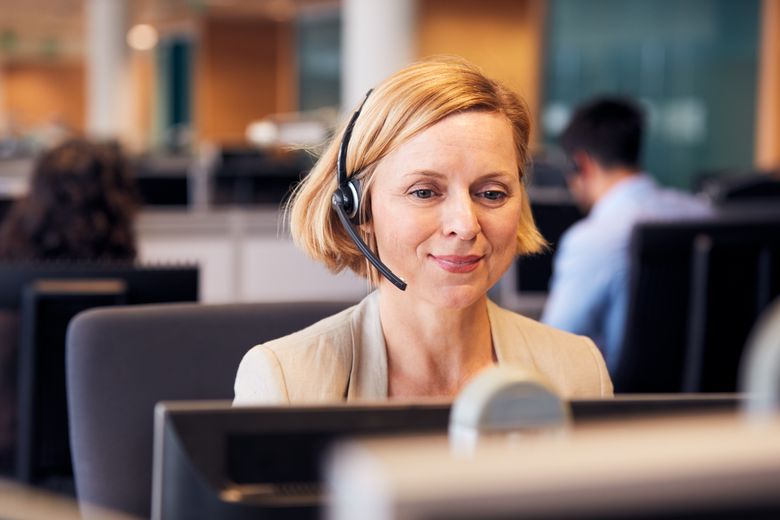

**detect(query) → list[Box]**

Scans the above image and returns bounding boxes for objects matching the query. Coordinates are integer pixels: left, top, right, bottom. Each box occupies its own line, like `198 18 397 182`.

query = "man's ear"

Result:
565 151 595 212
572 151 594 178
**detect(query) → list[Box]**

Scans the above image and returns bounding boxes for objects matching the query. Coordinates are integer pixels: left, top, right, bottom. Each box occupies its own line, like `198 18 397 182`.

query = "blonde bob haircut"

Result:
287 56 546 285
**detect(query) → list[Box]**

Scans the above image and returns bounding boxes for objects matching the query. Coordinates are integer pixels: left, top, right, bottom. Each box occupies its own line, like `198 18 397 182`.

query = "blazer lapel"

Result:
346 291 389 401
488 299 540 374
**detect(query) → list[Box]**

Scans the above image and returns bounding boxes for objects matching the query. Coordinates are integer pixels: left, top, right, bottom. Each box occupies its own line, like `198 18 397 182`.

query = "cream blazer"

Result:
233 292 613 404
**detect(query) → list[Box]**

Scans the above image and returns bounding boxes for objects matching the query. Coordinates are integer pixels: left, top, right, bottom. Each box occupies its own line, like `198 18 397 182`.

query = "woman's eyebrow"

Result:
400 170 515 181
479 171 516 182
401 170 447 180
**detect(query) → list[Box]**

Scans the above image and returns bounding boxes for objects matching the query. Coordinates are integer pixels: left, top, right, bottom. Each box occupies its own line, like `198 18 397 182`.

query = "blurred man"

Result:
541 97 711 373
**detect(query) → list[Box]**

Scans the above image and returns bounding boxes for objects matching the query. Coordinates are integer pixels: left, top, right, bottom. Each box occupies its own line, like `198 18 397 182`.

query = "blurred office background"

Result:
2 1 780 513
0 0 778 305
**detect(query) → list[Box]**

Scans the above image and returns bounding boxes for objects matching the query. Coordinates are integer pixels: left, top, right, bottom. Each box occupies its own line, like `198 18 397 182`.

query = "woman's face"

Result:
368 110 523 309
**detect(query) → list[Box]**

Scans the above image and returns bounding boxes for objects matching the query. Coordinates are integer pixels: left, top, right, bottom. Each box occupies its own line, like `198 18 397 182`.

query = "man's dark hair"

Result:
560 96 645 171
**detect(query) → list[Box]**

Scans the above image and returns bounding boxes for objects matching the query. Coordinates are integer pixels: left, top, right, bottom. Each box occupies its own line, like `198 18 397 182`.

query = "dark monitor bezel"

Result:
0 262 199 309
6 262 198 488
152 395 744 520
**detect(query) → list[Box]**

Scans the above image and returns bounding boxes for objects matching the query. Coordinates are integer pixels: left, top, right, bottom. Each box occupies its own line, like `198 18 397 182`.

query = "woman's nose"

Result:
442 194 480 240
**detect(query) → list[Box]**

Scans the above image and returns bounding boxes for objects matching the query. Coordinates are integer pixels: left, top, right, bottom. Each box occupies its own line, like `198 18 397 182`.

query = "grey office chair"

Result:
66 300 352 518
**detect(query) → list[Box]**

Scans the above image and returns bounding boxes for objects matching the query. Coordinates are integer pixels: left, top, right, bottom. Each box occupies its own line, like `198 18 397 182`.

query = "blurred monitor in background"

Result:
696 169 780 210
132 154 192 208
510 196 583 295
211 147 314 206
526 145 571 190
502 147 584 305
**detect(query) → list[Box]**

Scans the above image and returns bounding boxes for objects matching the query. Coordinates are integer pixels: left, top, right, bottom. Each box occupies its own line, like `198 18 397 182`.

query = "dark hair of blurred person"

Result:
559 97 644 171
0 139 139 261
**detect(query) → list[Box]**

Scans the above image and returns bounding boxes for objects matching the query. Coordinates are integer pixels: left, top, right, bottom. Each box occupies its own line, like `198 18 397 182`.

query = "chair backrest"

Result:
66 300 352 518
615 216 780 393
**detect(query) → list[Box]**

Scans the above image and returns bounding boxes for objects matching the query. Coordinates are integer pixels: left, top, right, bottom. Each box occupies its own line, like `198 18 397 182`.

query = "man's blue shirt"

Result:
541 174 712 372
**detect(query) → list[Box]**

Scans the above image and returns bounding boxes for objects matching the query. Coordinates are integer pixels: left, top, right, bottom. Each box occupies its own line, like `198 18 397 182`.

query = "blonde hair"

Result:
287 57 545 284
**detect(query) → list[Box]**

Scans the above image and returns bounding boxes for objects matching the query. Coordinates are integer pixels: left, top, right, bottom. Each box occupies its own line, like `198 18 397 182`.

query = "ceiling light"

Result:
127 24 158 51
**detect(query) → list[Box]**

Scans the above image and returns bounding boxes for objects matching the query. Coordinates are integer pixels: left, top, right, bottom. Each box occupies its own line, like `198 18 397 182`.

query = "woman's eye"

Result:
481 190 506 201
411 189 435 199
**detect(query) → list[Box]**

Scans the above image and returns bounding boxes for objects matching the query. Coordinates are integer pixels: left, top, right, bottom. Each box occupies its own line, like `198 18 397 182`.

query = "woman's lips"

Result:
430 255 483 273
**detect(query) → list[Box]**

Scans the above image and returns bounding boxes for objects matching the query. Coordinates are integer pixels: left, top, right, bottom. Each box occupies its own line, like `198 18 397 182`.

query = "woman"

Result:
234 57 612 404
0 138 139 261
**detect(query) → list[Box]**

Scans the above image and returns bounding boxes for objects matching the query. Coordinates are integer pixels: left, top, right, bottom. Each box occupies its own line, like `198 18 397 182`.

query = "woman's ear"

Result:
359 214 373 234
359 191 373 234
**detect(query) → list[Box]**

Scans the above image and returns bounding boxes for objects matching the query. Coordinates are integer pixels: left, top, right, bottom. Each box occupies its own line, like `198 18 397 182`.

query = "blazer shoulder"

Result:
491 304 613 398
262 303 360 358
493 304 581 344
235 300 367 403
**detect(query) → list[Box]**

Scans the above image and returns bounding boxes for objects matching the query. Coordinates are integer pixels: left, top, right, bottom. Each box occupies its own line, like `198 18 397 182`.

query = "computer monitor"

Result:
133 155 191 207
152 396 742 520
212 148 313 206
152 401 451 520
17 280 127 491
684 219 780 391
616 216 780 393
0 196 15 224
5 263 199 489
515 197 583 293
698 171 780 205
499 191 582 317
0 262 198 309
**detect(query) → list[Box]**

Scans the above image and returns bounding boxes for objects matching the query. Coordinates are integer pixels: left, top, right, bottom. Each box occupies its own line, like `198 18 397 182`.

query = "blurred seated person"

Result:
0 138 139 261
234 58 613 405
541 97 712 373
0 138 138 471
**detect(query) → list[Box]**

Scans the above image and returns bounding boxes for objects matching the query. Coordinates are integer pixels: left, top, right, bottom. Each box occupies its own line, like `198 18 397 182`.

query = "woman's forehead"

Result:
373 111 518 178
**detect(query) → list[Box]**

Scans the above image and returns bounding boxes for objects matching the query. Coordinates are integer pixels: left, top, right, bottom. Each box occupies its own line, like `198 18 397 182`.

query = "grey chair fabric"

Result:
66 300 353 518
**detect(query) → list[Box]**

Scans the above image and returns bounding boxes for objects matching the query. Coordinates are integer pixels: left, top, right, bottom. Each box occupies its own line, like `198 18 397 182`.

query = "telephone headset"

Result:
331 90 408 291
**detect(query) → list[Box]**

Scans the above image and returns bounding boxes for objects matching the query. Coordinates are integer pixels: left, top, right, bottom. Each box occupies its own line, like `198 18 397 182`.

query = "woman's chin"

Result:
380 276 491 310
421 284 487 310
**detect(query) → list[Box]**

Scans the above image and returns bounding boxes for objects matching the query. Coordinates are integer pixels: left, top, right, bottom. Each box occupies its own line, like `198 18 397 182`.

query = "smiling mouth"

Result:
430 255 484 274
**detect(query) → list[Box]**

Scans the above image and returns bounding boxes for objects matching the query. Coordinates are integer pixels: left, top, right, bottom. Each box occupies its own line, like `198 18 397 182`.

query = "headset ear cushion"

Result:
332 181 360 222
345 179 361 222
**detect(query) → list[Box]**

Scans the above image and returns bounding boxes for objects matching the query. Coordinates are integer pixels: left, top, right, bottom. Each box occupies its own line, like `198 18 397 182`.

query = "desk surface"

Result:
0 479 141 520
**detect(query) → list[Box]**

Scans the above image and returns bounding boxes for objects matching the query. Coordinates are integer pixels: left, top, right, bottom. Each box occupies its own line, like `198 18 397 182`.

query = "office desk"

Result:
0 479 140 520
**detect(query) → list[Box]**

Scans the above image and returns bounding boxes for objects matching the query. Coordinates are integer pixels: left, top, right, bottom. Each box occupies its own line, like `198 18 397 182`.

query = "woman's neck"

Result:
378 289 495 399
